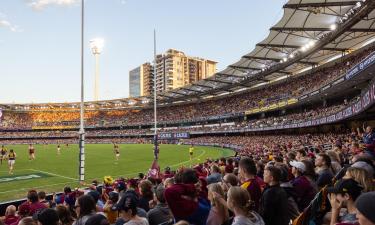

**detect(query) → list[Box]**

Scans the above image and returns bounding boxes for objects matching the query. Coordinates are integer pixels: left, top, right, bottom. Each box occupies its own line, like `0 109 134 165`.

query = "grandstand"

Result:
1 1 375 225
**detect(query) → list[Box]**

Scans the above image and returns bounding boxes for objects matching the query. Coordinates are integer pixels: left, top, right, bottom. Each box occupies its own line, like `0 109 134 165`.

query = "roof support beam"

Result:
283 1 358 9
242 55 316 66
168 91 190 96
271 27 375 32
180 87 206 93
205 78 236 85
194 84 214 89
256 43 348 51
216 72 244 77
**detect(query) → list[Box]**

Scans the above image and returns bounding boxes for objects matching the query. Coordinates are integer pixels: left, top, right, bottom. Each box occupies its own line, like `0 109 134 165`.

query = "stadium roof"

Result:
1 0 375 110
155 0 375 102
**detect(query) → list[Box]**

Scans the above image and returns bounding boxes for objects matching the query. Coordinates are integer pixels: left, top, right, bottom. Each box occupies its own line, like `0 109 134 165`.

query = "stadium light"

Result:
330 24 337 31
89 38 104 101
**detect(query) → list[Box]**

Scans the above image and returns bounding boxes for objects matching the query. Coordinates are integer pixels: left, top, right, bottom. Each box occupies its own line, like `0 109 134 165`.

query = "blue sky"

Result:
0 0 286 103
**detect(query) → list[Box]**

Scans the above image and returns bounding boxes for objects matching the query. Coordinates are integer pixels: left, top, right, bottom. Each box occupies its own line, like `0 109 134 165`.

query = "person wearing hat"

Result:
328 179 363 225
112 192 149 225
355 192 375 225
33 208 59 225
289 161 316 211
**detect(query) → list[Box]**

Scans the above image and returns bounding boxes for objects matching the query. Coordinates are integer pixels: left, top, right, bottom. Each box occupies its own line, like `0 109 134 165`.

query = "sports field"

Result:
0 144 233 202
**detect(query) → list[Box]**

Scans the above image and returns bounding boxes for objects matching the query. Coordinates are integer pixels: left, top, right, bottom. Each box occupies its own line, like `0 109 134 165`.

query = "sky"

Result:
0 0 286 103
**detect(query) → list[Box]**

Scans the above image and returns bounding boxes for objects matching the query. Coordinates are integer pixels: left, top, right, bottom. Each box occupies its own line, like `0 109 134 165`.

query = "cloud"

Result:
28 0 80 11
0 19 22 32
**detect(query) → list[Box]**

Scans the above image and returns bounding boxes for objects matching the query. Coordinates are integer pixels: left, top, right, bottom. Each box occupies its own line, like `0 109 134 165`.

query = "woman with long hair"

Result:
56 205 75 225
72 195 96 225
343 167 374 192
207 183 229 225
227 186 264 225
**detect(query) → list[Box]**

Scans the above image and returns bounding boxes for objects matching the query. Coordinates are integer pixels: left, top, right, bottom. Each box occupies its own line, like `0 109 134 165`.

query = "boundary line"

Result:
29 169 76 181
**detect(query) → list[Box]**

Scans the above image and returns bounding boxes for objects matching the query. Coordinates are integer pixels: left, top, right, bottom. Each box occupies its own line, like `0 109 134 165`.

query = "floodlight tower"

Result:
89 38 104 101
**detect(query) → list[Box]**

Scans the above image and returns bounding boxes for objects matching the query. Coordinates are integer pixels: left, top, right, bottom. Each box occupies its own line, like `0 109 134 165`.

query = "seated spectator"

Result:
315 153 334 188
55 205 75 225
85 214 110 225
290 161 316 211
343 166 374 192
112 192 149 225
103 192 119 224
73 195 97 225
226 186 264 225
147 185 173 225
2 205 18 225
38 191 52 208
17 217 36 225
355 192 375 225
20 190 47 216
328 179 363 225
32 208 59 225
260 166 288 225
9 204 31 225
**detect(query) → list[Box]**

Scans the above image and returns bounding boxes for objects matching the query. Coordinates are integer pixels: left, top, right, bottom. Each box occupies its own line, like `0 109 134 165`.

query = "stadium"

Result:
1 1 375 225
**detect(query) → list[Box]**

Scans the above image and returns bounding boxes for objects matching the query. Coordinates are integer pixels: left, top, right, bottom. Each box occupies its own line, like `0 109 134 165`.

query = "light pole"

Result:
79 0 85 183
89 38 104 101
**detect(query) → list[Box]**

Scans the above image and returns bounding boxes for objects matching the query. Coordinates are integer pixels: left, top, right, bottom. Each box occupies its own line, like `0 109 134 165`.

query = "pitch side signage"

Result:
346 51 375 80
158 132 190 139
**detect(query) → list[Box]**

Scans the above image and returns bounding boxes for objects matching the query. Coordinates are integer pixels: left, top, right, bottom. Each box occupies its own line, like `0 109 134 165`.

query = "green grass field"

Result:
0 144 233 203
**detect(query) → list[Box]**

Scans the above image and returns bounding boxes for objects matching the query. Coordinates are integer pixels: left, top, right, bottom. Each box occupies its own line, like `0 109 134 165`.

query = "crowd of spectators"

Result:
1 45 373 130
1 125 374 225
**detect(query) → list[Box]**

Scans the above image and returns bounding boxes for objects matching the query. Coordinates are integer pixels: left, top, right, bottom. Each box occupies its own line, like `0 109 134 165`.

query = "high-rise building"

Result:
129 49 217 96
155 49 217 93
129 63 153 97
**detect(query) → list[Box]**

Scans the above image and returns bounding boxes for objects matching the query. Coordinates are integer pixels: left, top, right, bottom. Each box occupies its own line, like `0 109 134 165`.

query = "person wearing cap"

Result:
355 191 375 225
290 161 316 211
33 208 59 225
112 192 149 225
328 179 363 225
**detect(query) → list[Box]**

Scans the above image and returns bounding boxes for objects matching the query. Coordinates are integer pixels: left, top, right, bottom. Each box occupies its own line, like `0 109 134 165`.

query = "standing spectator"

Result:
226 186 264 225
355 192 375 225
206 183 229 225
239 158 262 212
73 195 97 225
315 153 334 189
147 185 172 225
357 126 375 157
138 180 154 212
206 165 222 185
260 166 288 225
